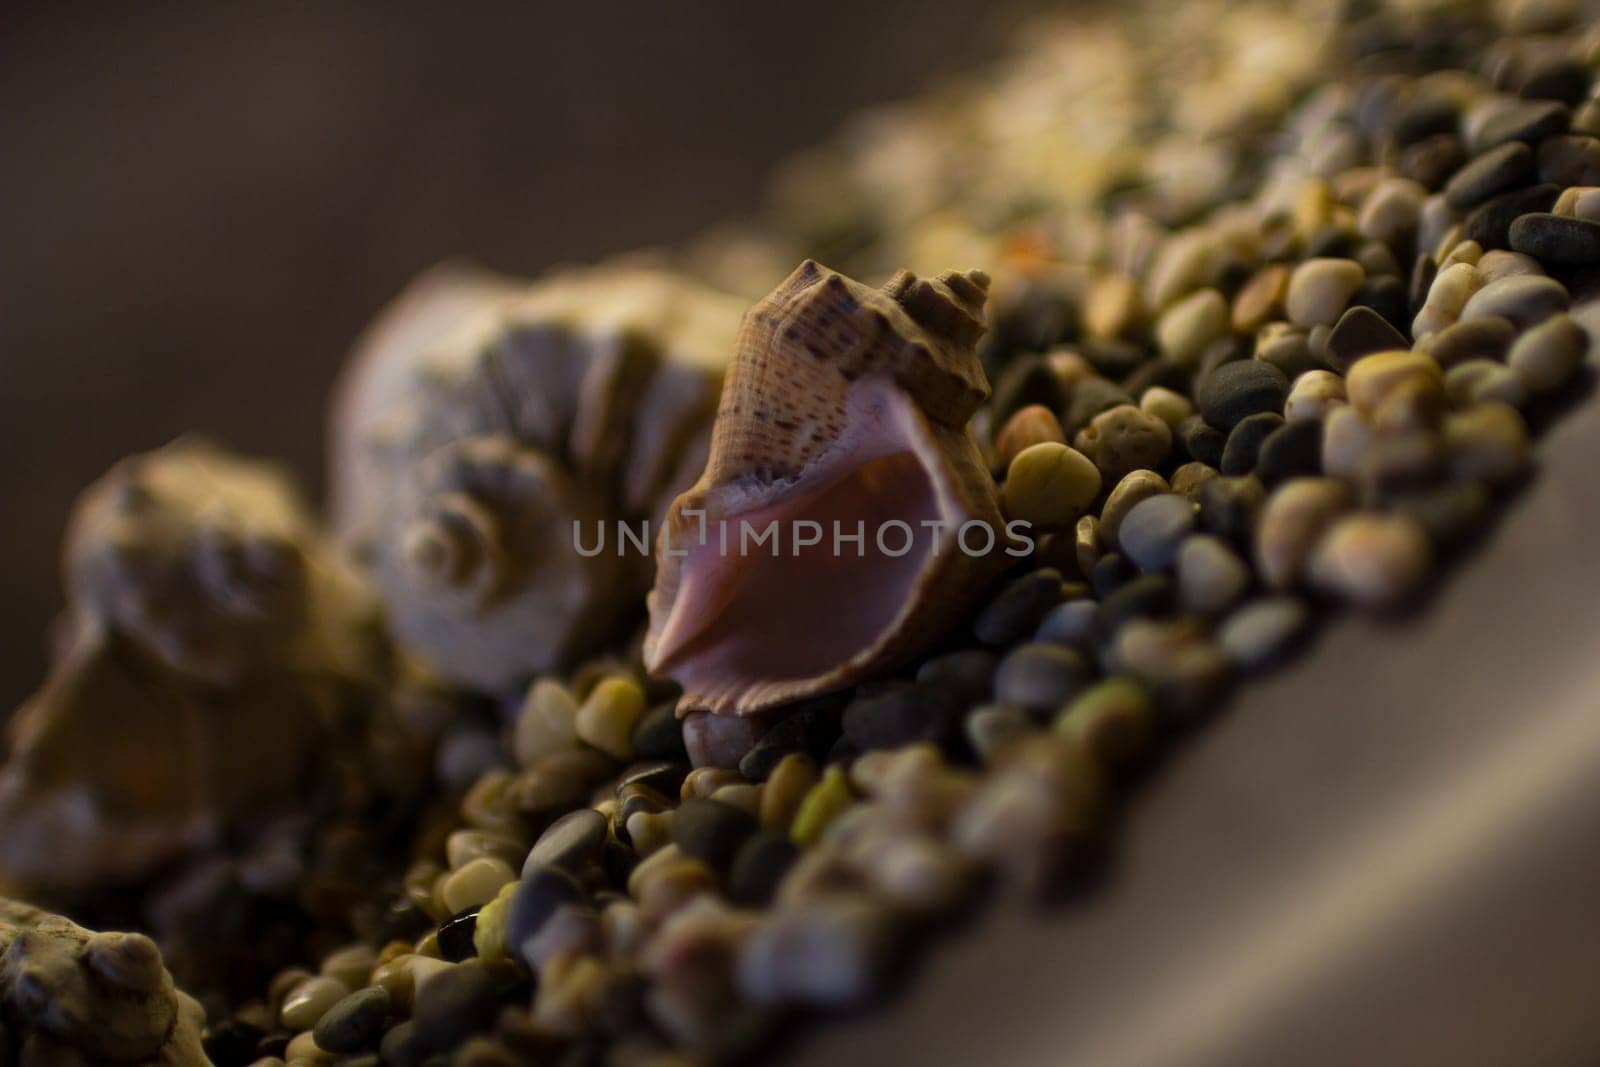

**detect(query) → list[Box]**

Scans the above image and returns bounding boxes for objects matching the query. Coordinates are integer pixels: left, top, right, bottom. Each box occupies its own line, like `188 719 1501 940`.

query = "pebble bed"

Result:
205 1 1598 1064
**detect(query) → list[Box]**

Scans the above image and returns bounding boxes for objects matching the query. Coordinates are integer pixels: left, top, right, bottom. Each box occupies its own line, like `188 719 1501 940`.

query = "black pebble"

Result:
1221 412 1286 476
1177 414 1227 467
1398 132 1467 190
1443 141 1534 210
993 643 1095 713
728 831 799 907
1196 360 1289 431
1325 304 1409 372
313 986 392 1054
1461 182 1560 249
673 797 759 869
842 681 962 752
738 702 839 780
523 808 608 877
915 648 1000 706
1306 225 1354 259
630 702 688 761
1351 274 1410 334
1062 377 1133 435
254 1031 291 1059
1121 356 1190 398
1518 59 1590 105
990 355 1066 426
1255 419 1323 487
1090 552 1137 598
412 960 503 1054
1477 99 1570 149
437 908 479 963
505 866 586 954
1199 475 1265 547
1509 212 1600 264
1390 483 1492 546
1082 339 1145 379
973 568 1066 646
618 760 689 797
1536 135 1600 187
379 1021 426 1067
1392 94 1458 147
1095 573 1174 637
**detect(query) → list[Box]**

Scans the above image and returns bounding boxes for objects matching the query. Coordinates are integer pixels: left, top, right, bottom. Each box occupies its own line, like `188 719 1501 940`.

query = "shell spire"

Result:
644 260 1009 717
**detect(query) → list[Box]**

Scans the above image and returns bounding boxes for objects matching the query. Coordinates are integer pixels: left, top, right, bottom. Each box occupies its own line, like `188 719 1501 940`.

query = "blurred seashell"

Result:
329 262 745 692
645 260 1007 715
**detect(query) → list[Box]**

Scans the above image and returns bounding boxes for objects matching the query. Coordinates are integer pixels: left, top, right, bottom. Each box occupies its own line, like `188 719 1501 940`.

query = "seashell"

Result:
329 261 745 692
0 440 383 892
644 259 1008 716
0 897 208 1065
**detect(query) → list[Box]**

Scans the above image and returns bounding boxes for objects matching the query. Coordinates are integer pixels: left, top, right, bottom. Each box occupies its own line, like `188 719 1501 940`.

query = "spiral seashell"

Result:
329 261 745 692
644 260 1008 716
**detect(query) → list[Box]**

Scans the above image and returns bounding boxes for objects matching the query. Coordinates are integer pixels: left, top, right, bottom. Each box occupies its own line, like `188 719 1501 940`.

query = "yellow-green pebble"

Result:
1054 678 1155 772
440 856 515 914
760 752 819 832
1002 442 1103 529
512 679 578 767
278 975 349 1031
790 766 855 847
473 881 517 963
574 676 645 760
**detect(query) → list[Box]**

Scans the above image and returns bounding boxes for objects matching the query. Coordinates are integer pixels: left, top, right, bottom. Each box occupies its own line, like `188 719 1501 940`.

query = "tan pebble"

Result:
601 899 646 959
627 843 685 897
1098 470 1170 545
1444 360 1528 409
1430 221 1464 265
1255 323 1315 377
712 782 763 816
1575 188 1600 222
1293 179 1336 241
1074 405 1172 482
1145 230 1214 310
371 954 418 1013
1356 176 1427 248
1372 375 1448 434
1309 513 1432 611
759 752 819 832
1085 274 1144 340
268 967 313 1015
1334 168 1382 207
1232 264 1289 334
1287 258 1365 328
1045 348 1096 390
635 858 717 922
445 829 525 871
284 1030 332 1064
1139 386 1194 429
441 856 516 914
1476 249 1544 282
1170 462 1218 502
414 929 441 959
1355 239 1400 279
1445 403 1529 486
1074 514 1102 577
994 405 1066 469
1553 186 1598 216
1256 477 1353 588
1440 239 1483 269
278 975 349 1031
1345 350 1444 415
1001 442 1103 529
1507 314 1587 394
511 679 578 767
681 766 743 799
625 810 675 857
318 943 377 990
1321 405 1375 481
1284 369 1347 421
407 956 455 1002
1412 262 1483 340
1156 288 1229 366
575 676 645 760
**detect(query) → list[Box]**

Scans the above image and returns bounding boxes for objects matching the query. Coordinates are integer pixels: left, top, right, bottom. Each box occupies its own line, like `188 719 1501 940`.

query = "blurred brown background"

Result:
0 0 1039 711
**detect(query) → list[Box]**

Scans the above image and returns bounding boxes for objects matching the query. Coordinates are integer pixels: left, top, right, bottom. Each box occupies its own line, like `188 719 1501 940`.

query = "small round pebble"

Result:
1140 385 1194 429
630 702 688 761
965 704 1035 763
790 766 854 847
994 405 1066 469
1177 413 1226 466
1308 513 1433 611
1286 257 1365 327
1001 442 1103 528
1197 474 1264 547
511 679 577 767
1507 313 1587 393
441 857 515 915
993 642 1095 713
279 976 350 1032
312 987 390 1055
1462 183 1560 250
1117 494 1196 571
1345 350 1443 415
505 866 586 960
1073 404 1173 481
1175 534 1251 616
1444 403 1530 486
1156 287 1229 366
1217 597 1312 672
1445 360 1529 408
1034 598 1099 647
1197 360 1290 431
1421 316 1517 368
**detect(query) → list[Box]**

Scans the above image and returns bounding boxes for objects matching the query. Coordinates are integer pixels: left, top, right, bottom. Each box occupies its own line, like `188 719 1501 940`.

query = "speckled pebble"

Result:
1197 360 1290 431
1217 597 1312 671
1074 404 1173 482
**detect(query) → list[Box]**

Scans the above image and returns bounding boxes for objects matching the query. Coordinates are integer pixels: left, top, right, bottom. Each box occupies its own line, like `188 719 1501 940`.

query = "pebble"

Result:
917 648 1000 707
1073 404 1173 481
1477 99 1570 150
682 709 766 770
437 908 480 963
1175 533 1251 616
790 766 854 847
843 681 959 751
1099 470 1171 544
1255 418 1323 486
1177 413 1227 466
728 832 800 907
279 976 350 1032
1094 573 1174 634
1063 376 1134 435
1356 176 1427 248
1507 313 1587 394
1120 495 1196 572
574 676 645 761
1399 132 1468 190
1324 305 1408 372
1156 287 1229 366
523 808 608 877
1346 350 1443 415
673 797 759 869
1075 515 1103 576
1196 359 1290 431
1461 183 1560 249
1084 274 1144 340
505 866 586 960
1321 405 1377 481
1308 513 1433 611
379 1022 424 1067
1390 482 1493 547
1508 212 1600 264
1420 316 1517 368
1255 323 1320 380
411 960 503 1055
1034 598 1100 647
1286 258 1365 327
993 642 1095 713
1443 141 1534 210
1217 597 1312 671
1445 403 1530 486
1001 442 1103 528
446 830 523 873
1197 474 1264 547
511 679 578 767
739 703 838 779
1139 385 1194 429
1170 460 1218 501
737 898 900 1008
1413 261 1484 339
994 405 1066 469
1053 678 1154 772
1284 369 1347 422
974 569 1067 646
630 702 688 761
759 752 819 831
1256 477 1353 588
1111 620 1231 723
1231 264 1289 333
1537 133 1600 186
1221 412 1285 476
1459 273 1569 328
1476 248 1544 281
1445 360 1529 408
965 704 1035 763
311 987 390 1055
441 857 515 915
